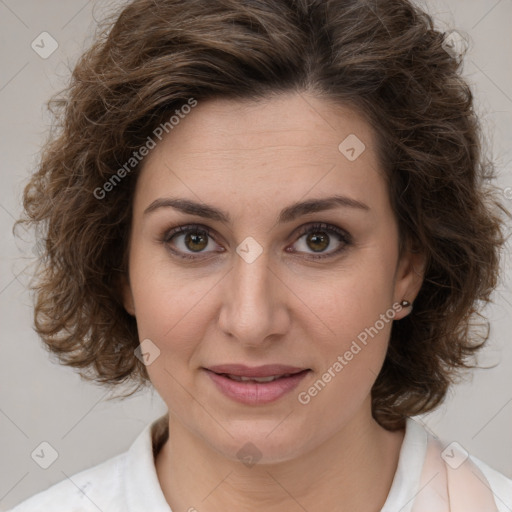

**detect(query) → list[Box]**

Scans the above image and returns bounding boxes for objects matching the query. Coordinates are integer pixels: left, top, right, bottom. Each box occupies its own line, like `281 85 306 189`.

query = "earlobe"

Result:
393 247 426 320
120 274 136 316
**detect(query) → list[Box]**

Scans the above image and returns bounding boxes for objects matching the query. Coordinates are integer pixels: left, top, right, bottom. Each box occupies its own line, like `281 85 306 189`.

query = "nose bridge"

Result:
232 248 273 318
218 245 286 343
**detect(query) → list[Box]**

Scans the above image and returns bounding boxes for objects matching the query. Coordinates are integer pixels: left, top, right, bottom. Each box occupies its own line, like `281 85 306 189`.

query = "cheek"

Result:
295 287 394 429
129 268 212 410
291 251 397 344
128 247 215 372
290 251 397 401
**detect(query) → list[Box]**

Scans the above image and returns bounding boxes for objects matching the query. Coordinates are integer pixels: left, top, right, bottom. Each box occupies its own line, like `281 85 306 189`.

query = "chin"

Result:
200 417 320 466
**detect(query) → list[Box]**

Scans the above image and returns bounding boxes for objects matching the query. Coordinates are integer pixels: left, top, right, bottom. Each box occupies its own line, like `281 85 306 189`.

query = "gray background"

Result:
1 0 511 509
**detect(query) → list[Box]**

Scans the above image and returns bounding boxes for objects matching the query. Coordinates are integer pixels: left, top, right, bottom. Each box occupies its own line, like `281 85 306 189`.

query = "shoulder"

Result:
470 454 512 512
6 452 127 512
385 418 512 512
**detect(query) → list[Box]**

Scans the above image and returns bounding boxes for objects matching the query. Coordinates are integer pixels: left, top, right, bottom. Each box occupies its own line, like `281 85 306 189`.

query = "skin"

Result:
122 91 425 512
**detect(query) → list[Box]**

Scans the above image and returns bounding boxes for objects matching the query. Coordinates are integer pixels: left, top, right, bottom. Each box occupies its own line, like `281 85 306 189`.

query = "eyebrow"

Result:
143 194 370 224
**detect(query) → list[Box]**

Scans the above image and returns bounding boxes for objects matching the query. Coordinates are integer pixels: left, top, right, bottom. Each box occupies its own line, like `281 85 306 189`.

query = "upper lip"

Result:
205 364 308 378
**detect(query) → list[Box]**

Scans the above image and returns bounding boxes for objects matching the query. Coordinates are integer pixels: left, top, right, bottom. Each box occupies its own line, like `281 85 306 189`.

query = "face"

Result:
122 92 423 463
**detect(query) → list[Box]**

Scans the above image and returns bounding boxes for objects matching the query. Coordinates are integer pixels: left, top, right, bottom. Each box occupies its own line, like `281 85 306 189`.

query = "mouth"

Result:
219 373 301 383
206 363 309 378
203 364 311 405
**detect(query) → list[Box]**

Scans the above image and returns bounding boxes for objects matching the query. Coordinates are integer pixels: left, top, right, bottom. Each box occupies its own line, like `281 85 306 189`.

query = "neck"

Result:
155 402 405 512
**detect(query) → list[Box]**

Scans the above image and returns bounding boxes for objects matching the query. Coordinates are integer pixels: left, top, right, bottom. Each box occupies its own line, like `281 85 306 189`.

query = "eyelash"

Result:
161 222 352 261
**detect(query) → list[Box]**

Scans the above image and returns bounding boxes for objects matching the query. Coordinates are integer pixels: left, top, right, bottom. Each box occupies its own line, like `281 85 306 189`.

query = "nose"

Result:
217 245 291 347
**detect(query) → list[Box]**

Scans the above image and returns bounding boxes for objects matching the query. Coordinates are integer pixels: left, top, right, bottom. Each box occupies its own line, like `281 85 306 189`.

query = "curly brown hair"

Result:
17 0 507 430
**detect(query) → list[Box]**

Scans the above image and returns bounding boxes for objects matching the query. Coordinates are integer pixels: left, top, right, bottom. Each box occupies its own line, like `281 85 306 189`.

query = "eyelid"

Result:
293 222 352 244
162 223 215 243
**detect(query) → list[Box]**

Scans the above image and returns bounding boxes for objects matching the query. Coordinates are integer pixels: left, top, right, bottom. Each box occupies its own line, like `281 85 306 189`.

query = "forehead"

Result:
134 92 387 217
152 93 376 156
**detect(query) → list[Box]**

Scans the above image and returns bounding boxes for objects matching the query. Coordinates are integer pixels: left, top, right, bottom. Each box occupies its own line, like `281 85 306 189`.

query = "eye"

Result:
288 222 352 260
162 224 224 260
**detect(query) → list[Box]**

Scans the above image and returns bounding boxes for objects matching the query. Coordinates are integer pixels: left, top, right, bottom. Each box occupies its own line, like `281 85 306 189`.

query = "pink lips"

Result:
204 364 310 405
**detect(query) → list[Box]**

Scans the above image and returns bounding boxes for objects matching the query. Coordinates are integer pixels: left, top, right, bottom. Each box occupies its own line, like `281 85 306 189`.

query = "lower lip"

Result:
204 369 310 405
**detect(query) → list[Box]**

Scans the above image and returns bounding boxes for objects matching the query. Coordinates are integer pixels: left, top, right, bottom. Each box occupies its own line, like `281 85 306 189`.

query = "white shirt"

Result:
8 414 512 512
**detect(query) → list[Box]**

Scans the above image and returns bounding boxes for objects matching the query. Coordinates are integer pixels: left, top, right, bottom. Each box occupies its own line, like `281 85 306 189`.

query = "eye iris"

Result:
307 231 329 252
185 231 208 252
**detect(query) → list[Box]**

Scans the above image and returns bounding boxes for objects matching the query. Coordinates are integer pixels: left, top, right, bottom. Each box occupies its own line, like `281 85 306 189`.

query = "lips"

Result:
206 364 307 379
223 374 291 383
204 364 310 405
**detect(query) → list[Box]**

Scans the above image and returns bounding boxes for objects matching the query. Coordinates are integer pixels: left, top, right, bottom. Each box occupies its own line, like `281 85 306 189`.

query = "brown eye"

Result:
290 222 352 260
163 224 223 260
305 231 330 252
184 231 209 252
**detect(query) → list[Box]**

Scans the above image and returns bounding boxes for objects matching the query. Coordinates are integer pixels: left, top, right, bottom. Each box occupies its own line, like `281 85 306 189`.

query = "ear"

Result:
119 273 136 316
392 243 426 320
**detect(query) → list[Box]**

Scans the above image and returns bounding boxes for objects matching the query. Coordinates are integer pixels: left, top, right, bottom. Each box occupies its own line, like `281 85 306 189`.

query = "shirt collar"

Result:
380 417 428 512
123 413 426 512
124 412 172 512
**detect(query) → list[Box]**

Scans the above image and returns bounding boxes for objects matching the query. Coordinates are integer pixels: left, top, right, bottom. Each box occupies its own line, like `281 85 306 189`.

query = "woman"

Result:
10 0 511 510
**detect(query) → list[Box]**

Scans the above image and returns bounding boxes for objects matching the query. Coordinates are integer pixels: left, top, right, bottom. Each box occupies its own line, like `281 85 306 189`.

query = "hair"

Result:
17 0 507 430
